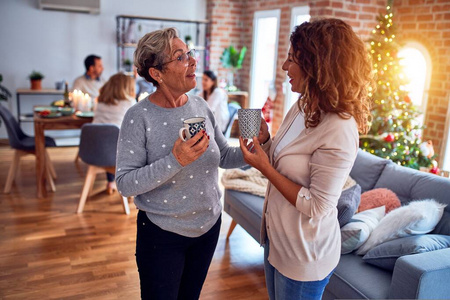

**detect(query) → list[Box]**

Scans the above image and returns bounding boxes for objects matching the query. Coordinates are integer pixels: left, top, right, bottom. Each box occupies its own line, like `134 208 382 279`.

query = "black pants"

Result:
106 172 114 182
135 210 221 300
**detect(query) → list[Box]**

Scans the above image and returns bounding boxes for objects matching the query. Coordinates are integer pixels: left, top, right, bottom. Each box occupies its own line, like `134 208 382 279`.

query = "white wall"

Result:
0 0 206 138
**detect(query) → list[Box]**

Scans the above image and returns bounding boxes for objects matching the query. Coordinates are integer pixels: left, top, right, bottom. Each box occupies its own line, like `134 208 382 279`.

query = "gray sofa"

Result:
223 149 450 299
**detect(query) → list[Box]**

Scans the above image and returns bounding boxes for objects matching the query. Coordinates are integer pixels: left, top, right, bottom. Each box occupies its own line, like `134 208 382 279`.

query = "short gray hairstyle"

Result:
134 27 179 87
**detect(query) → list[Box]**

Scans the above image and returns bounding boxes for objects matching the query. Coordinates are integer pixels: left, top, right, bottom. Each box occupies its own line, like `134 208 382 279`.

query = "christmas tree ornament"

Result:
384 133 395 142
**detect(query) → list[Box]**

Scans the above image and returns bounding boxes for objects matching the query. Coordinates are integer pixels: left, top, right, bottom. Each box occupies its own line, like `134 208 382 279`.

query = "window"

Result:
398 42 431 123
249 9 280 109
284 6 310 116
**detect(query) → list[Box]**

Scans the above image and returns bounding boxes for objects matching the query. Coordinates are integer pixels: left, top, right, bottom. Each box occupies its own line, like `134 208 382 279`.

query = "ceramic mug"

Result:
55 81 64 90
238 109 261 139
179 117 206 141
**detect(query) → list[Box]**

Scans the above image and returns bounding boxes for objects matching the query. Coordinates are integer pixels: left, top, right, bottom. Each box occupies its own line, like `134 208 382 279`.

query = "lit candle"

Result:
72 90 79 111
84 93 91 112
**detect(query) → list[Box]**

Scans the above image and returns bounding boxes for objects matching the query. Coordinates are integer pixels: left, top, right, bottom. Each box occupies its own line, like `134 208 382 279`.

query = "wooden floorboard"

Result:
0 145 268 299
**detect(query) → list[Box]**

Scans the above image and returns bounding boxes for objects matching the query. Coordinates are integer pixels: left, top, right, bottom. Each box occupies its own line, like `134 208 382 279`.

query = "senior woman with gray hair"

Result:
115 28 269 299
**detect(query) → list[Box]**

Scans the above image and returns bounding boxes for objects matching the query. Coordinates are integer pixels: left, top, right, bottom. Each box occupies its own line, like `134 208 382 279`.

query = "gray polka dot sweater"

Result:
116 95 245 237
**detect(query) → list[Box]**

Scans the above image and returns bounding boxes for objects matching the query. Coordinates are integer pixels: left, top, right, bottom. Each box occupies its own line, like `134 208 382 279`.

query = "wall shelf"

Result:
116 15 209 92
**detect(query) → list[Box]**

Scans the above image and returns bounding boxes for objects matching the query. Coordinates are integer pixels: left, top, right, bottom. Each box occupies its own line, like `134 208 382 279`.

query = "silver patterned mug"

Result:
179 117 206 141
238 109 261 139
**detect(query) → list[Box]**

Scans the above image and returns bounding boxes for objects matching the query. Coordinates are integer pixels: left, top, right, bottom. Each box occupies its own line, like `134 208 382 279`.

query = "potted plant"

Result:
220 45 247 92
184 35 194 48
123 59 133 72
28 70 44 90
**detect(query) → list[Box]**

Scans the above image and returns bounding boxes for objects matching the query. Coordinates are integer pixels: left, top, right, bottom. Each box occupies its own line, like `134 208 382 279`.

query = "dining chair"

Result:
223 102 241 138
77 123 130 214
0 104 57 193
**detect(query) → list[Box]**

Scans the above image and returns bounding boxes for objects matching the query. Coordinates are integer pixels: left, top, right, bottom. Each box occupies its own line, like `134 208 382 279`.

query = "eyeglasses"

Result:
152 49 197 68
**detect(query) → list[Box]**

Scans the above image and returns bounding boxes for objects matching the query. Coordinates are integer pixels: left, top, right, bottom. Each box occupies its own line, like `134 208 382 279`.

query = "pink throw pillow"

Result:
359 188 401 213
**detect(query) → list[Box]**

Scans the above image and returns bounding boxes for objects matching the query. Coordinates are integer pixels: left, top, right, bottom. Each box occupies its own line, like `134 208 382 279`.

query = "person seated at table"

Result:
93 73 136 194
198 70 229 133
73 54 106 99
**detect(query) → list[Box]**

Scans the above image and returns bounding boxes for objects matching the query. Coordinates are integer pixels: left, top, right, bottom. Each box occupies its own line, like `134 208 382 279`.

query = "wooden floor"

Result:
0 145 268 300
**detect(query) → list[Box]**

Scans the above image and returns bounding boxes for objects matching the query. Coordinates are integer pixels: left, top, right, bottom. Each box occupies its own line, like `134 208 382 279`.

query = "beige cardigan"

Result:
260 104 359 281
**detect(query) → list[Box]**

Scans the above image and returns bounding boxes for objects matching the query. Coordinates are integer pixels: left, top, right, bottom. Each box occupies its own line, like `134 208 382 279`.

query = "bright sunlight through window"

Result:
398 47 428 114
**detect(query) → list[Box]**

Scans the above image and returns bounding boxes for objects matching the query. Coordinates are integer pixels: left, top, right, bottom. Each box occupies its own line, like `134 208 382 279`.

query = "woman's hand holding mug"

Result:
173 117 210 166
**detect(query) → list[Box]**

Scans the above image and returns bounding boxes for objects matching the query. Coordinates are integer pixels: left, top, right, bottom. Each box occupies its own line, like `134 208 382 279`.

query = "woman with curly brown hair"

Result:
239 18 373 299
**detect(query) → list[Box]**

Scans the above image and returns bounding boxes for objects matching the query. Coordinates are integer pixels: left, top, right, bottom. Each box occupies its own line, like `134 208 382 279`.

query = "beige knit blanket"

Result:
221 167 268 197
222 167 356 198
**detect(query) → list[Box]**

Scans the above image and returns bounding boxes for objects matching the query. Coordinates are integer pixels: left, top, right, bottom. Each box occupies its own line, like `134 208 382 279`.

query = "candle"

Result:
84 93 91 112
72 90 79 111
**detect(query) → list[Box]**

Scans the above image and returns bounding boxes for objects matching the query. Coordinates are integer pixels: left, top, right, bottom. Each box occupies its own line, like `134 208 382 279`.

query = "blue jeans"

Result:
264 239 333 300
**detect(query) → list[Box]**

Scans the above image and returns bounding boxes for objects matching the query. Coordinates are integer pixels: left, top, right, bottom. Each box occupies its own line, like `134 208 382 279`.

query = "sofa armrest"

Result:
388 248 450 299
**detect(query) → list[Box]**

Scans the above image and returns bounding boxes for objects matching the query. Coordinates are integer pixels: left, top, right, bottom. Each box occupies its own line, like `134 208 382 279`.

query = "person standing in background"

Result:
133 66 156 101
73 54 106 99
93 73 136 194
199 70 229 133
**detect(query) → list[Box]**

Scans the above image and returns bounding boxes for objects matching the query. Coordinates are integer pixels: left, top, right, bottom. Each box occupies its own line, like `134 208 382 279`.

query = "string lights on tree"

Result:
359 2 436 171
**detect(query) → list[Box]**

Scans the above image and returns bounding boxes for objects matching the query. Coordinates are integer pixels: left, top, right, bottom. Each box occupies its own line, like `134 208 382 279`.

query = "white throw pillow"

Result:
340 206 385 254
356 199 447 255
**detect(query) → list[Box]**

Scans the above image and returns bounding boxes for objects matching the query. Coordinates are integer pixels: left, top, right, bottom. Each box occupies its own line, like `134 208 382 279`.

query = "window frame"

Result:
249 9 281 108
283 6 310 116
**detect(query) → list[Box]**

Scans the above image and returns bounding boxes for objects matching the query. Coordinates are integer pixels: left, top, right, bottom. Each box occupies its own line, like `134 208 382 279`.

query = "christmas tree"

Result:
359 4 435 171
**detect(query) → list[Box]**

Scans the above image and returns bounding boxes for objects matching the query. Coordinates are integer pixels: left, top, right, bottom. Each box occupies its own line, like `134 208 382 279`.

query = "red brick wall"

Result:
394 0 450 164
206 0 245 85
207 1 450 162
207 0 384 134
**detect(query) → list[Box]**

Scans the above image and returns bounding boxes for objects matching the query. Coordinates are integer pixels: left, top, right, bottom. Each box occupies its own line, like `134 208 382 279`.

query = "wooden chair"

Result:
77 123 130 214
0 105 56 193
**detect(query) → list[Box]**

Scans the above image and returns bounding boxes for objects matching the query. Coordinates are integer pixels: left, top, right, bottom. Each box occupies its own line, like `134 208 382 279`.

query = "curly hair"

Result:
134 28 178 87
290 18 374 134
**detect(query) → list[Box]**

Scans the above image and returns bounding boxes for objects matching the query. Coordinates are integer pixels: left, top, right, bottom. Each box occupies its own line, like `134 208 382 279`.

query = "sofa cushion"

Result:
357 199 447 255
350 150 391 192
337 184 361 227
359 188 401 213
326 254 392 299
373 163 450 236
341 206 385 254
362 234 450 271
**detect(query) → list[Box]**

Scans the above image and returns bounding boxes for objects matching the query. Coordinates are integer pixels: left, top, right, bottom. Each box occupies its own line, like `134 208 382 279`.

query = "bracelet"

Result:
260 135 271 146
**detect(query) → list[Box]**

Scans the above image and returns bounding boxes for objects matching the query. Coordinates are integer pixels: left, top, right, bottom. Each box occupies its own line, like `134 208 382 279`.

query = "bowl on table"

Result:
60 107 75 116
34 106 59 113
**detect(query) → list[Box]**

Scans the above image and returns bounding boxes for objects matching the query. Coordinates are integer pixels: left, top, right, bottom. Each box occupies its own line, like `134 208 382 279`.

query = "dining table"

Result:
34 111 93 198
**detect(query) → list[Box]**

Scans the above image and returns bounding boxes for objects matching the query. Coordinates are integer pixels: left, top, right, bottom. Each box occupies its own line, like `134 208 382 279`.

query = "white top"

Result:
93 98 136 127
274 111 305 158
199 88 230 133
73 75 106 98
